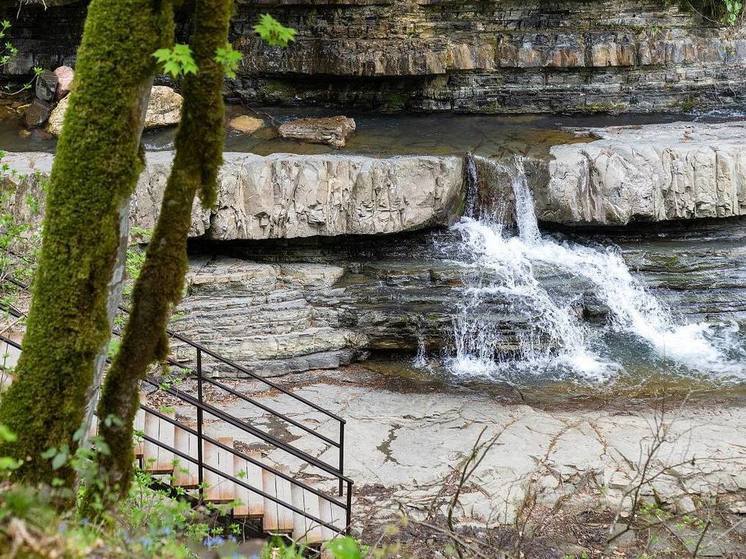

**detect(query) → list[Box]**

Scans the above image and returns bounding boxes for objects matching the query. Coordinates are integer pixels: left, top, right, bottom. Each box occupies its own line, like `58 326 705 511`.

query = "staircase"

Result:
0 264 353 545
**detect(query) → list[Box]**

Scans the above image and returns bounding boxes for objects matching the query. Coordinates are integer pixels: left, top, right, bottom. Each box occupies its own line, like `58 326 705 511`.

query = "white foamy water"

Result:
443 156 744 382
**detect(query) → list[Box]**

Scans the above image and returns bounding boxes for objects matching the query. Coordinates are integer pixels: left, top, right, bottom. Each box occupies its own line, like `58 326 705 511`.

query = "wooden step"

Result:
142 410 176 474
262 469 294 534
134 409 145 458
232 454 264 517
319 495 347 541
172 423 199 487
291 486 325 544
204 436 235 502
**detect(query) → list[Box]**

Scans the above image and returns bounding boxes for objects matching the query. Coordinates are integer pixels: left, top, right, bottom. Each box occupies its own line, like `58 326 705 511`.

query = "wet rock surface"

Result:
169 218 746 376
228 115 265 134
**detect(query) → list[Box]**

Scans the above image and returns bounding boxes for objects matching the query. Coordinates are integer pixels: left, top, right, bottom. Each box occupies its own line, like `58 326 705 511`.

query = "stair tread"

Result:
205 436 235 502
292 487 325 544
143 410 176 473
173 423 199 487
133 409 145 458
232 454 264 517
318 495 346 542
262 469 294 533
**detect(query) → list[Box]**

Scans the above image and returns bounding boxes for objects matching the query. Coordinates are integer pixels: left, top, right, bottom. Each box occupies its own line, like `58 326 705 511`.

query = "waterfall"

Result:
443 156 744 381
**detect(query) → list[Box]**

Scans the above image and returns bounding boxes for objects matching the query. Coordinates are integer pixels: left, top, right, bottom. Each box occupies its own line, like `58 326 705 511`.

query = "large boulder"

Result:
53 66 74 100
539 122 746 225
144 85 183 128
24 99 52 128
1 151 465 239
46 85 183 136
278 116 356 148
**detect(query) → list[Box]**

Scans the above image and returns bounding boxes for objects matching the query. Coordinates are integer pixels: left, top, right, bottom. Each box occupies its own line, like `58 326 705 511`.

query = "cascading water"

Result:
442 155 745 382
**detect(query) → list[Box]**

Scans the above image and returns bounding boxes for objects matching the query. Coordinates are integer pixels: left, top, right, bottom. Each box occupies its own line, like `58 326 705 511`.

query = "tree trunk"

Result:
0 0 173 487
95 0 232 502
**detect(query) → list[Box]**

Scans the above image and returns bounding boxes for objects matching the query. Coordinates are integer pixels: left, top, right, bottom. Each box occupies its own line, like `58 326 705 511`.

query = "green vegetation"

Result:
687 0 744 24
254 13 298 47
0 19 44 95
153 44 199 79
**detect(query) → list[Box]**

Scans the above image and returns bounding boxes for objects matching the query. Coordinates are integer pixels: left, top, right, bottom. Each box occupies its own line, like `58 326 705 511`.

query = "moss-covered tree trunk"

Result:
95 0 232 501
0 0 173 486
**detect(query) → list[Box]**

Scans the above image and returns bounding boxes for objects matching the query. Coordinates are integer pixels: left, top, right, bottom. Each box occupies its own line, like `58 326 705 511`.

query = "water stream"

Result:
443 156 745 383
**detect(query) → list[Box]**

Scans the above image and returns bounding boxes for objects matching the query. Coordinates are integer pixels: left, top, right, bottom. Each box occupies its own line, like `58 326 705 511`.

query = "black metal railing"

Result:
0 260 353 537
1 267 347 490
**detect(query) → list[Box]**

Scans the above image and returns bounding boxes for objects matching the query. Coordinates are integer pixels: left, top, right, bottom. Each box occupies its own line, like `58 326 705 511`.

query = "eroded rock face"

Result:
278 116 356 148
171 258 369 375
208 153 463 239
539 122 746 225
2 151 465 239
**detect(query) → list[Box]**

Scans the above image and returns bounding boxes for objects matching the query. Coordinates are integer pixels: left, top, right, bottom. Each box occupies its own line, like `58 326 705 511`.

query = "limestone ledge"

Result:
541 121 746 225
2 151 465 240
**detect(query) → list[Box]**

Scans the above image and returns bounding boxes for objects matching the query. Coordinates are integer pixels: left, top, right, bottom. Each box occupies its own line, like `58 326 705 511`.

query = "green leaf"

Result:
0 423 16 443
152 44 199 78
325 536 363 559
0 457 21 471
215 43 243 79
254 14 297 48
51 450 68 470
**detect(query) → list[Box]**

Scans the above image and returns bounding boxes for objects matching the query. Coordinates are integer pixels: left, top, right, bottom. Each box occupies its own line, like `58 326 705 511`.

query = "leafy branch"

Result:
254 13 297 47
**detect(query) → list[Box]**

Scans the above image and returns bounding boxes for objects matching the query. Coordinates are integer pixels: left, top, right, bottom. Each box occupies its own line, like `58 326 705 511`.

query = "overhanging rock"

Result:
2 151 465 239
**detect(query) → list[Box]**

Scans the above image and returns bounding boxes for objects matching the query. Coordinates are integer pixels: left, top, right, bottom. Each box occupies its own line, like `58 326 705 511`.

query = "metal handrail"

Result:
0 255 346 486
138 430 350 535
141 374 352 483
0 251 355 527
141 403 349 511
0 331 354 535
194 375 340 448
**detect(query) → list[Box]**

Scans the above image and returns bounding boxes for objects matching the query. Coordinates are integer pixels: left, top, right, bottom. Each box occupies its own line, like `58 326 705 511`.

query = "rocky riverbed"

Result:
157 365 746 557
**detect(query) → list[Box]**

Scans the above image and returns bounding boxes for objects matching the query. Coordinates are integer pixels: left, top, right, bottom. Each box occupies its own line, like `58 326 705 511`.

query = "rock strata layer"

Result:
8 0 746 114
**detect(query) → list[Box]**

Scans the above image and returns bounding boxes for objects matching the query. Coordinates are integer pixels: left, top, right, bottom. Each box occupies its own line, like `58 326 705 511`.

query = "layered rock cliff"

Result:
233 0 746 113
5 0 746 114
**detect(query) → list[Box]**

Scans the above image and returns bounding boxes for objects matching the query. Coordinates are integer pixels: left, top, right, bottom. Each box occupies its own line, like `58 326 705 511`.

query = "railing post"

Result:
338 421 345 496
345 480 353 535
196 348 204 501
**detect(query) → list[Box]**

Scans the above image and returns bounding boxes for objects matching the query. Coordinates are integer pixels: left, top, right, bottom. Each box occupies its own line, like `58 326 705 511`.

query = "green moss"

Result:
584 101 626 113
679 96 697 113
95 0 232 501
0 0 174 487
